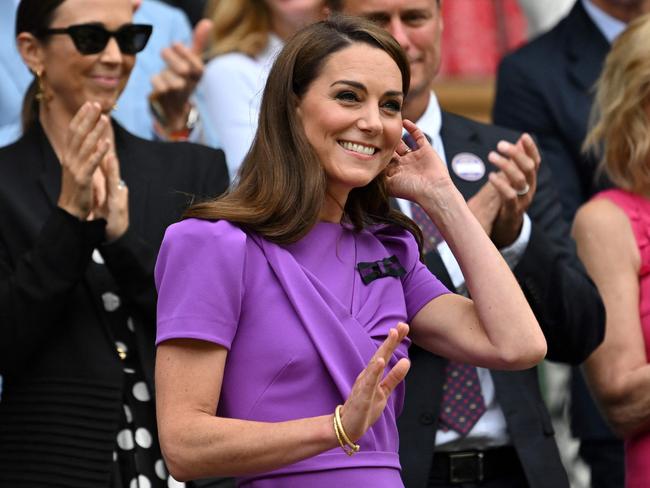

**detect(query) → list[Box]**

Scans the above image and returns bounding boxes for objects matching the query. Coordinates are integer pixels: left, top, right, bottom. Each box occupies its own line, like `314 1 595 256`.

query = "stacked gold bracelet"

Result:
333 405 360 456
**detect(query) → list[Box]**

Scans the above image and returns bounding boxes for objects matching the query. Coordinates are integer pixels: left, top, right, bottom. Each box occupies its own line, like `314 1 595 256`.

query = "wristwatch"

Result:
149 98 199 141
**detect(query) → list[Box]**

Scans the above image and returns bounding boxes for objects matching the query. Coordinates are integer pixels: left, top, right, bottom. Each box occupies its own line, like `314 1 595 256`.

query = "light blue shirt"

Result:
582 0 627 43
0 0 218 147
0 1 31 146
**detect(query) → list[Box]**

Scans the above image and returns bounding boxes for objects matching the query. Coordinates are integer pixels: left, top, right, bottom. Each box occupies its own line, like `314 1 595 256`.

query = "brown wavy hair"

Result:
185 15 422 248
583 13 650 194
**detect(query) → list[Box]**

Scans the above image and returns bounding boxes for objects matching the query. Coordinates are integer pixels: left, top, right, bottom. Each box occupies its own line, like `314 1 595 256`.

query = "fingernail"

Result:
497 141 510 151
488 151 498 161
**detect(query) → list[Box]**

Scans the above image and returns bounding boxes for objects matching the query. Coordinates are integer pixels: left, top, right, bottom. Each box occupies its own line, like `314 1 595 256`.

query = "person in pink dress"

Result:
573 12 650 488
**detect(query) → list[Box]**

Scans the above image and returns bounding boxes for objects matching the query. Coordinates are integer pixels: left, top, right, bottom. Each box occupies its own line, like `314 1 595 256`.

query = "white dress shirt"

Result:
582 0 627 43
200 34 284 178
400 92 535 449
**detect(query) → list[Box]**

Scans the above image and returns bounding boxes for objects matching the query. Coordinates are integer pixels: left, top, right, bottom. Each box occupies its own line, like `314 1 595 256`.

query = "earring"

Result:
35 70 44 102
34 70 51 103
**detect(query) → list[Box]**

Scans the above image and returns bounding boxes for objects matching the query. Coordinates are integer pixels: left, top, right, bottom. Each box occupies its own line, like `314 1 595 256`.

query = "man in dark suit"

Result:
494 2 650 486
494 0 650 221
330 0 605 486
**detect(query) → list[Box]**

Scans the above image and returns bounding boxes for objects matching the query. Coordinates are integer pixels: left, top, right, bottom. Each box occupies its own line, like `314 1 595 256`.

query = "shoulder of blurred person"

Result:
200 33 284 177
0 1 32 147
159 0 207 27
493 0 611 221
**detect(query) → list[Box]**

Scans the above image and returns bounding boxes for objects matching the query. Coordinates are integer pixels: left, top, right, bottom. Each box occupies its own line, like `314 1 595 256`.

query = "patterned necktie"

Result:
438 361 487 435
403 132 441 254
410 202 441 254
404 130 486 435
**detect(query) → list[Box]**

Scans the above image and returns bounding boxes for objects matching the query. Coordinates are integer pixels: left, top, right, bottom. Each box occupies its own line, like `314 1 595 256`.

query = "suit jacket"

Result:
398 112 605 488
0 121 229 487
492 0 611 222
492 0 617 442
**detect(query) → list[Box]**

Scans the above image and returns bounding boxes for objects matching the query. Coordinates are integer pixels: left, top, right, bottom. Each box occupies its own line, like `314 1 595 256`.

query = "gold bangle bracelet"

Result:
333 411 355 456
334 405 360 455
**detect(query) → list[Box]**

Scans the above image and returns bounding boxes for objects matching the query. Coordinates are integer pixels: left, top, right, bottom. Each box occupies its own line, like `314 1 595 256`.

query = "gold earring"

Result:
35 70 44 102
34 69 52 103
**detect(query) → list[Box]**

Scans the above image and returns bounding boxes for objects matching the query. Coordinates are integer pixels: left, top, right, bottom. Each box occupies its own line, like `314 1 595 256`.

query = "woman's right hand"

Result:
339 322 411 442
57 102 110 220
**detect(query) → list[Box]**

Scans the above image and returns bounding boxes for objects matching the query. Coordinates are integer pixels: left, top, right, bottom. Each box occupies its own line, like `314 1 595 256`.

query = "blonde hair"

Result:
205 0 271 58
584 13 650 193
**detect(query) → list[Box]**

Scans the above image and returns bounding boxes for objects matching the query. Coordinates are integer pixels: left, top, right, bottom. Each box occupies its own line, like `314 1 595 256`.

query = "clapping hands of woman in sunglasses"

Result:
57 101 129 242
0 1 229 487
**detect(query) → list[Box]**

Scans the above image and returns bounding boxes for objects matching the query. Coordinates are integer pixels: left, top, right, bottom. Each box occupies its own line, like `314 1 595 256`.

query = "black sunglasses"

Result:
38 23 153 55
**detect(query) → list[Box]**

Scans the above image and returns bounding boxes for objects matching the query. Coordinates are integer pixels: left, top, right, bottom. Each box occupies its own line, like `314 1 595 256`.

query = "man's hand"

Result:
467 181 501 237
487 133 541 248
149 19 213 133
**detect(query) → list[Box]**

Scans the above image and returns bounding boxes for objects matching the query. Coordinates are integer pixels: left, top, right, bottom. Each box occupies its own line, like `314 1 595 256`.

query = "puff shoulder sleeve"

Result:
155 219 247 349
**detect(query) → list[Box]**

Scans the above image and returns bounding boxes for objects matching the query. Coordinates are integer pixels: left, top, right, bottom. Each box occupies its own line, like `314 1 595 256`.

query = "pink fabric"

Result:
439 0 527 78
594 189 650 488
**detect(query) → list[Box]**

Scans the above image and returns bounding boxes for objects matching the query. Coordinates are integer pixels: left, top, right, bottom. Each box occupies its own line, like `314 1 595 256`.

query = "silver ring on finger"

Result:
117 179 127 190
516 183 530 196
403 147 412 154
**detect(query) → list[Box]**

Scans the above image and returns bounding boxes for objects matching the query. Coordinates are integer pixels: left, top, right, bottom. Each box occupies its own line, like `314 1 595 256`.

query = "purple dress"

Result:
155 219 449 487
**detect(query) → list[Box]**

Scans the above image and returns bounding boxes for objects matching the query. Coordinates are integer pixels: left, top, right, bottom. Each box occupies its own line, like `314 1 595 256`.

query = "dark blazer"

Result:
492 0 611 222
398 112 605 488
0 121 229 487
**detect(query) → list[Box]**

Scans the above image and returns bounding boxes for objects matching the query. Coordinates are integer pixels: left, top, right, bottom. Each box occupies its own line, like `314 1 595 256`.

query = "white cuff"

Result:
499 213 531 269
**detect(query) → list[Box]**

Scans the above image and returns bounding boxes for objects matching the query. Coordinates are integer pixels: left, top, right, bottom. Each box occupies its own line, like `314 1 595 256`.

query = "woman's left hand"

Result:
385 119 454 204
92 147 129 242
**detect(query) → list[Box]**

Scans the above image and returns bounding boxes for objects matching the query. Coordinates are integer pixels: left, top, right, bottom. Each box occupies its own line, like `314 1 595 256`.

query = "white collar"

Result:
582 0 627 43
414 91 443 138
258 33 284 63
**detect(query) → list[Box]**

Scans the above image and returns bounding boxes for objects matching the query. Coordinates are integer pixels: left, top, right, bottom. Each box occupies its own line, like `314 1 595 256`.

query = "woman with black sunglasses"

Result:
0 0 229 487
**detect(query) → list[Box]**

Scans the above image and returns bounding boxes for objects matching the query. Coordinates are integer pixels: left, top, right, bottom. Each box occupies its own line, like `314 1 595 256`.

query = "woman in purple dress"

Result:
154 16 547 488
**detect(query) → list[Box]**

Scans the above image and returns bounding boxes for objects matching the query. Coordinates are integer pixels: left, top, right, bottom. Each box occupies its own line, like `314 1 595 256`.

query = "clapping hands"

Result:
57 102 129 241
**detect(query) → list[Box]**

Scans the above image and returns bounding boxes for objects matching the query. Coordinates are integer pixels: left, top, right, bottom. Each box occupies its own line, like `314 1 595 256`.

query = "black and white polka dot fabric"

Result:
90 249 184 488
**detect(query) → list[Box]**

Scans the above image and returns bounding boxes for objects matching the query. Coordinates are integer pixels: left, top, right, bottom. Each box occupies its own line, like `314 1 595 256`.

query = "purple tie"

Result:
438 361 487 435
409 203 441 254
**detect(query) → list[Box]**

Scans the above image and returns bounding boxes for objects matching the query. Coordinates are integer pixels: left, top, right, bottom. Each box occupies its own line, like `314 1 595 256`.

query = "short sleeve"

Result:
374 225 451 322
155 219 247 349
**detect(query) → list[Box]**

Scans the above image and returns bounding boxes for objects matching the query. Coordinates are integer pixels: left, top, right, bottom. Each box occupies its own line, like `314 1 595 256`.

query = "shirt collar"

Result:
414 91 442 138
582 0 627 43
259 33 284 63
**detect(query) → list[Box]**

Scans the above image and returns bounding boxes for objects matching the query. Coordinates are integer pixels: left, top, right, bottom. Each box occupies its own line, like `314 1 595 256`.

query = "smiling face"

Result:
340 0 442 101
297 42 404 205
31 0 136 117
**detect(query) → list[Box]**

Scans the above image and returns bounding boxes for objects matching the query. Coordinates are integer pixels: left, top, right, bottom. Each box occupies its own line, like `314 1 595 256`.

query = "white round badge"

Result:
450 152 486 182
